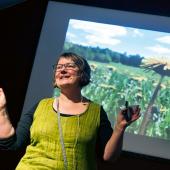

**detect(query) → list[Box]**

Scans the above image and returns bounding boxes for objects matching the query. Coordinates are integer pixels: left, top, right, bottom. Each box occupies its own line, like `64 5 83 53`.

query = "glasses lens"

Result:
54 63 77 71
66 63 77 69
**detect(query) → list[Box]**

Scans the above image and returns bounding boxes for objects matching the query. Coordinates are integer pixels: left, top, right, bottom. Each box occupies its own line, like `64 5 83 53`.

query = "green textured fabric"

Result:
16 98 101 170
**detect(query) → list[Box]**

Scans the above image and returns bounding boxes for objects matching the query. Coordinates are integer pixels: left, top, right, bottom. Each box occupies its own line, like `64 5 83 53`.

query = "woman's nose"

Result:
60 69 67 73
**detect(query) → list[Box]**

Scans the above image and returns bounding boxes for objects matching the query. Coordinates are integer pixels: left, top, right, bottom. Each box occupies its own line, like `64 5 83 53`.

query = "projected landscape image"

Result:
58 19 170 140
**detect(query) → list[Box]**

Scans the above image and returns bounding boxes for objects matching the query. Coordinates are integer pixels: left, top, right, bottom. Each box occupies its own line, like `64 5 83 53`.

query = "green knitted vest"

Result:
16 98 101 170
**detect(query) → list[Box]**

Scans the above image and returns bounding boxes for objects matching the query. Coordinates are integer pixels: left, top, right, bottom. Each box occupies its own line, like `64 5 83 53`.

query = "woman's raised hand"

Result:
115 105 141 131
0 88 7 112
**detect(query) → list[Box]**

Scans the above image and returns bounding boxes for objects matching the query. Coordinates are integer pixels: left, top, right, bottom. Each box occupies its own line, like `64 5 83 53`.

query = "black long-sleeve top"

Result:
0 102 113 154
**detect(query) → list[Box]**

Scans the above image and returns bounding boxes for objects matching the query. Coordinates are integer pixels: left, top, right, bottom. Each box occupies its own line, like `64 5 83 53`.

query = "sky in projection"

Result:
66 19 170 59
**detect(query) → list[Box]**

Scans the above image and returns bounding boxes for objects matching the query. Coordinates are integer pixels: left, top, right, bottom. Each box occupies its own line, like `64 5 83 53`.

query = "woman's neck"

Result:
59 89 82 103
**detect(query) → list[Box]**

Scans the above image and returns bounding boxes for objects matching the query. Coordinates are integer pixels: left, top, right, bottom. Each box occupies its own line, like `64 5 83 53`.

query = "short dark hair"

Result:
53 52 91 88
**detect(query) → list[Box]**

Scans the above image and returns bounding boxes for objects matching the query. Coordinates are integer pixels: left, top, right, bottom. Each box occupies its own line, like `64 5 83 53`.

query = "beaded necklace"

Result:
56 97 82 170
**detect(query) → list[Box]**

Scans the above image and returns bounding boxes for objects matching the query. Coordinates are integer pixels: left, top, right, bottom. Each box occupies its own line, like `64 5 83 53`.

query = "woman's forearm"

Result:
103 125 125 161
0 108 15 138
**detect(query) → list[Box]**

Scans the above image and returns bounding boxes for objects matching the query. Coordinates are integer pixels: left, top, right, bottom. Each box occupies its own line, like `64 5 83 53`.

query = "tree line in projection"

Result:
62 42 170 140
64 42 143 67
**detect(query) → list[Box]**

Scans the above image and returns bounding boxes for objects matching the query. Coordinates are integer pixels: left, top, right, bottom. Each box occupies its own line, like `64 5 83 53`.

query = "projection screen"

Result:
22 1 170 160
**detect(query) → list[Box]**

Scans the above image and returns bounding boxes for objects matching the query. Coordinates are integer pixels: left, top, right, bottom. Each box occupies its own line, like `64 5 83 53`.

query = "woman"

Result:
0 52 140 170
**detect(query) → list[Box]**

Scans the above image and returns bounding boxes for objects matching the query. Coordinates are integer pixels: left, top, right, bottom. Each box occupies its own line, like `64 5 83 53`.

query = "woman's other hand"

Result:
115 105 141 131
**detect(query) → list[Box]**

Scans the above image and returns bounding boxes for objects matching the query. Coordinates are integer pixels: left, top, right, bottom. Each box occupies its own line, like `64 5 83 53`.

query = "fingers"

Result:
0 88 5 97
0 88 2 91
131 107 141 122
0 88 6 110
120 105 141 123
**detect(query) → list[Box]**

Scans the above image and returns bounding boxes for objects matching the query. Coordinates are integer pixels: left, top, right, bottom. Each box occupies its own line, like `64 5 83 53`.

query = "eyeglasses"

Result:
53 63 78 71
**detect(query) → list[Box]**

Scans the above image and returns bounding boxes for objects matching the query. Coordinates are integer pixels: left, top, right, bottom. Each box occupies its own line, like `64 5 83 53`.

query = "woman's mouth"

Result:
59 75 71 79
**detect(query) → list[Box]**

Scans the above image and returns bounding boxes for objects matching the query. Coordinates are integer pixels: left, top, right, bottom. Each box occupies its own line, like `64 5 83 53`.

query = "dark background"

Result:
0 0 170 169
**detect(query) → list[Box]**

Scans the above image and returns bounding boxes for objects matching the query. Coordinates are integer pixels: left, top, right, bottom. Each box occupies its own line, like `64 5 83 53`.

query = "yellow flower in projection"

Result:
131 76 147 81
141 56 170 76
90 63 98 71
106 65 117 71
153 82 166 89
136 92 143 97
160 106 168 112
100 84 116 90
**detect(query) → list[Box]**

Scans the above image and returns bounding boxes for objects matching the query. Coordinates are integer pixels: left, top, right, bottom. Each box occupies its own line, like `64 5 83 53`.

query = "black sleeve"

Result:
97 106 113 156
0 103 38 151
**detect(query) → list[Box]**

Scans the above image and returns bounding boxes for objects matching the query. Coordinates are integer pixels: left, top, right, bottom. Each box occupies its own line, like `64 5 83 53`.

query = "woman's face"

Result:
54 57 80 89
